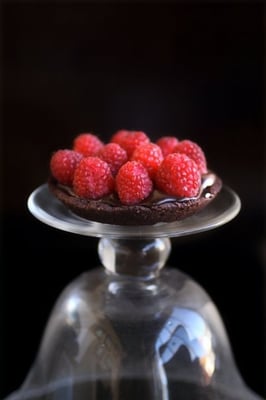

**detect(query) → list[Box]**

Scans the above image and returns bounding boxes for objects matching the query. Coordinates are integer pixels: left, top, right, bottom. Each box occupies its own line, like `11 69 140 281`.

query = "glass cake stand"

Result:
4 184 263 400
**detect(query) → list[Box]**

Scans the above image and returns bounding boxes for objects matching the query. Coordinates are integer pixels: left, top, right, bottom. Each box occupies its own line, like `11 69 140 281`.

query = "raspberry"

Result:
73 157 114 199
110 129 130 145
155 153 201 198
97 142 128 176
156 136 179 157
111 130 150 157
131 142 163 180
50 149 83 185
116 161 153 205
73 133 104 156
174 139 207 174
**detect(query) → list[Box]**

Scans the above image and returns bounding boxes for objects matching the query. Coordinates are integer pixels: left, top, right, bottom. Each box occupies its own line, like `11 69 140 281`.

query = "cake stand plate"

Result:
27 184 241 239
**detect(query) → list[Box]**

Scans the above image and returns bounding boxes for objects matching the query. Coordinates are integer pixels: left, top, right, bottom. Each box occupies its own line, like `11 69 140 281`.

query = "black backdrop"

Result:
1 2 265 399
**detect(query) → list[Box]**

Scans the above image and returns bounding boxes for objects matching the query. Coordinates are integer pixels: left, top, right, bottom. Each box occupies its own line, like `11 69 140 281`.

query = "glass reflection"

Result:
155 307 215 384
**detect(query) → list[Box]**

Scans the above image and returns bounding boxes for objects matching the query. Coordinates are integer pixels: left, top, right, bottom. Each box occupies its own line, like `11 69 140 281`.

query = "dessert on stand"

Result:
4 131 263 400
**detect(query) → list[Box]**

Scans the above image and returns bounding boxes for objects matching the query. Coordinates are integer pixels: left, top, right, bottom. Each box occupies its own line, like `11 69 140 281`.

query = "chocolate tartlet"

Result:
48 131 223 226
48 173 222 226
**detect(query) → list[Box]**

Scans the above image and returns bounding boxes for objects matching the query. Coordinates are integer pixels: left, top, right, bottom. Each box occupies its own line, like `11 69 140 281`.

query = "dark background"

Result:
1 1 265 399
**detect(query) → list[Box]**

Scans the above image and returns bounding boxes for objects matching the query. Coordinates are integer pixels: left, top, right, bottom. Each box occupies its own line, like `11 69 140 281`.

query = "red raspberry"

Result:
73 133 104 156
50 149 83 186
73 157 114 199
131 142 163 180
116 161 153 205
174 139 207 174
97 142 128 176
111 130 150 157
110 129 130 145
155 153 201 198
156 136 179 157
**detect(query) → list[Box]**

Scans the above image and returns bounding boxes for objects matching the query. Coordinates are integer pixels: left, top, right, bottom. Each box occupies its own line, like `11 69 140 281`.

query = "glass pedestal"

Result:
4 184 263 400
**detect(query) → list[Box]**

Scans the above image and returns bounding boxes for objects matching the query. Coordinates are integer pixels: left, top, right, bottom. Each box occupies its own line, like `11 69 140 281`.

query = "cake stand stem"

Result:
97 237 172 280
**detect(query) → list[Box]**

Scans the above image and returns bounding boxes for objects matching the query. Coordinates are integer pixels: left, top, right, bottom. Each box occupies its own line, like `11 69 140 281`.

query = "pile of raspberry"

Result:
50 130 208 206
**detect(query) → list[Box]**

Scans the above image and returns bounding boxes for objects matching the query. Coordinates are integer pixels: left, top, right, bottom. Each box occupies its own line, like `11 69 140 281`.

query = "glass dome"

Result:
4 184 263 400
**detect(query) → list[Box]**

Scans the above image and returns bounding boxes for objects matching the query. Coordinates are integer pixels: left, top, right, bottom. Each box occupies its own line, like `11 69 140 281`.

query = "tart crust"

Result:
48 172 222 226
